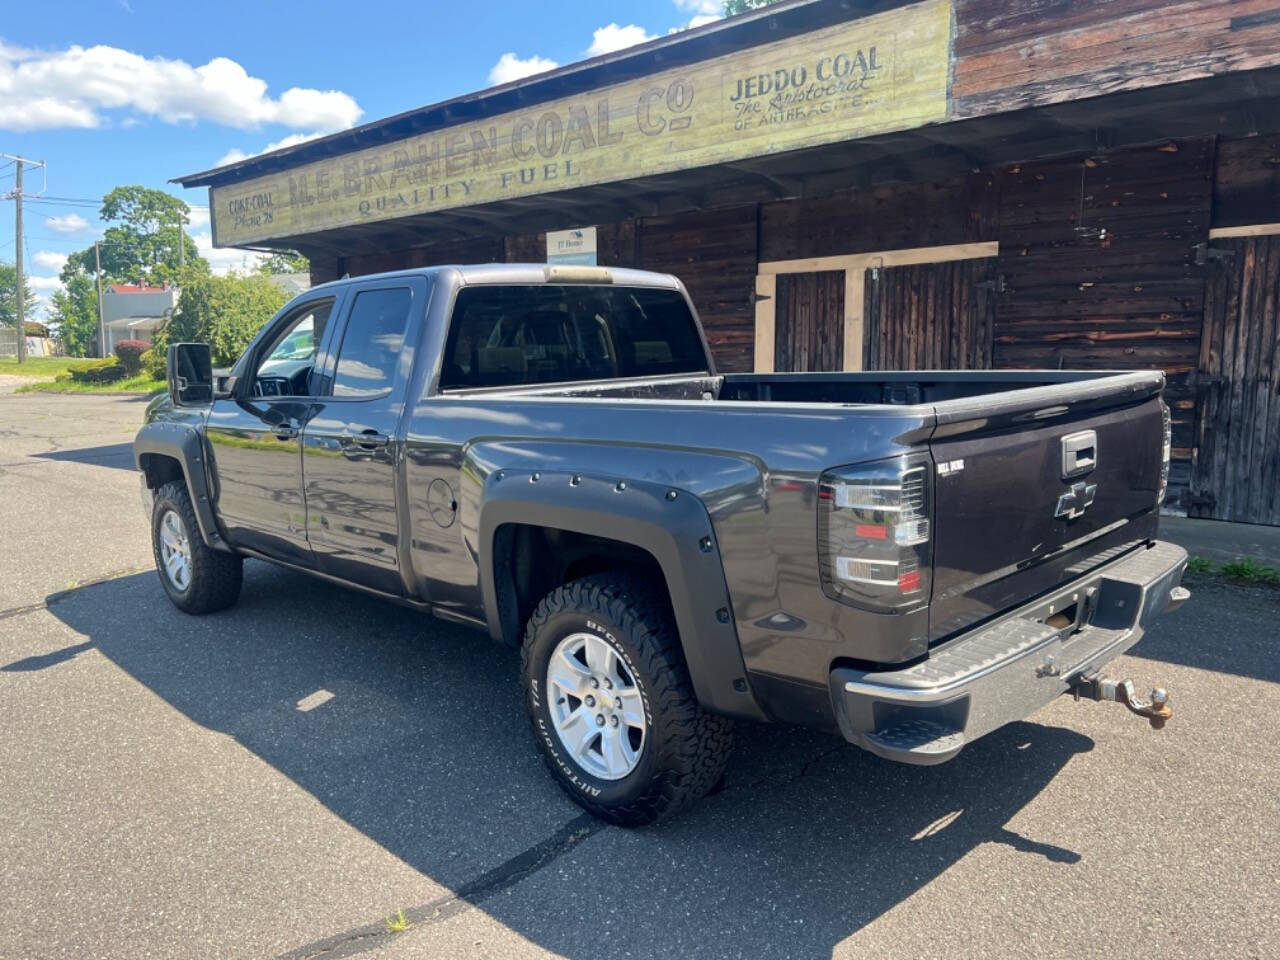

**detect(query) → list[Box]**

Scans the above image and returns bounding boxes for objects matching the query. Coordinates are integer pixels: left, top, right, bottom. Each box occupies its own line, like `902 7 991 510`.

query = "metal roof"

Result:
174 0 901 188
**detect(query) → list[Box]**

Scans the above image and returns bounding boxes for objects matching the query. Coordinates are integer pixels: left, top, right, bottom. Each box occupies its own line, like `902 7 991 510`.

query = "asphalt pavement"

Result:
1 393 1277 960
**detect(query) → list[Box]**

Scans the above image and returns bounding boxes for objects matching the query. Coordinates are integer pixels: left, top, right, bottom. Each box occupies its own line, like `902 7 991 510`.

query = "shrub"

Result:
69 359 127 384
114 339 151 375
141 346 167 381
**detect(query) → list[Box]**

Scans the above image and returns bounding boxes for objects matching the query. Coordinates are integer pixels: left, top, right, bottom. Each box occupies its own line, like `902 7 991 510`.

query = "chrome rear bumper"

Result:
829 540 1188 765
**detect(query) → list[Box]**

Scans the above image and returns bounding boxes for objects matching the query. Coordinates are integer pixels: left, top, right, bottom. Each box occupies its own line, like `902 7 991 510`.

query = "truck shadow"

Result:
46 564 1092 960
1127 575 1279 684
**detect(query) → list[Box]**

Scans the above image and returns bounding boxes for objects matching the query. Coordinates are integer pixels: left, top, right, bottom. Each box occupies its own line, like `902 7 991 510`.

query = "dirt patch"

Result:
0 373 46 396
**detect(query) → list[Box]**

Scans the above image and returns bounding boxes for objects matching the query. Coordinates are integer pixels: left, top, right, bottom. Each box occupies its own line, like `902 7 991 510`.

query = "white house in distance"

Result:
101 283 179 354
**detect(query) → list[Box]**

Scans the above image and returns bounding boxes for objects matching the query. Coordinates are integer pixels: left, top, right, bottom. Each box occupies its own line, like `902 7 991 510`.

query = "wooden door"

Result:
774 270 845 372
863 258 997 370
1192 235 1280 525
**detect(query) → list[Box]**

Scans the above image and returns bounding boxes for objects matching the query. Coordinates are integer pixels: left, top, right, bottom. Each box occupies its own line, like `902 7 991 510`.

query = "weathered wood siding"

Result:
993 138 1215 505
952 0 1280 119
864 259 997 370
759 173 998 262
635 205 758 372
1212 133 1280 228
774 271 846 372
1193 235 1280 524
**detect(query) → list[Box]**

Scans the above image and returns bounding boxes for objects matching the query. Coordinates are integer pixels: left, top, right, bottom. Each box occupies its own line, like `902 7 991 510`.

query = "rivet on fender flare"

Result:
699 536 713 553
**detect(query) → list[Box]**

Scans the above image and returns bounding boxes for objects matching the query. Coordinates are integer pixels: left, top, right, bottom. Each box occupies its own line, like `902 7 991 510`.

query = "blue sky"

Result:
1 0 721 316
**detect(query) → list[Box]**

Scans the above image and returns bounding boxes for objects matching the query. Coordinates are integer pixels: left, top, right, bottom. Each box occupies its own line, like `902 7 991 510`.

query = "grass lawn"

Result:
0 356 101 378
16 372 167 395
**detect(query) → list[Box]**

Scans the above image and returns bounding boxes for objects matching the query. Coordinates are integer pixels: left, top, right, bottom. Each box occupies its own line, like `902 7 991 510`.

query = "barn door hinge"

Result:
1186 491 1217 509
1193 242 1236 266
750 290 772 305
975 274 1006 293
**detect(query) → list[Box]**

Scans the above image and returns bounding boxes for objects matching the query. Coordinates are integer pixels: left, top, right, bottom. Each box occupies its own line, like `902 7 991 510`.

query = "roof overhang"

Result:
220 67 1280 259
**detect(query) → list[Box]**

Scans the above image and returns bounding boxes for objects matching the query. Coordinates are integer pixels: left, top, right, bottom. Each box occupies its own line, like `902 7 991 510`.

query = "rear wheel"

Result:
150 480 243 614
521 573 733 826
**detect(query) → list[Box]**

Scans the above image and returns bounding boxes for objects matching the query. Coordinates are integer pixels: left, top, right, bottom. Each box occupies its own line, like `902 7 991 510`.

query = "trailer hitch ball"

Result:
1074 677 1173 730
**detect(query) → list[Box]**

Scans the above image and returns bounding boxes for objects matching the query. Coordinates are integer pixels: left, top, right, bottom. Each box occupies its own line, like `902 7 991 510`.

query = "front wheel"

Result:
150 480 243 614
521 573 733 826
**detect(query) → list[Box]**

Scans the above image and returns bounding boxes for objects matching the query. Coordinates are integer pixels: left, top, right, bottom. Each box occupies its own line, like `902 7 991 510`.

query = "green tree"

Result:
64 185 208 289
49 272 99 357
0 261 38 340
722 0 782 13
257 250 310 275
157 271 288 366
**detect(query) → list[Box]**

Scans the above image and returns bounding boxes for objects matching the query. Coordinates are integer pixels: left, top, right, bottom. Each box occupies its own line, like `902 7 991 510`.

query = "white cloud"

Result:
587 24 657 57
185 206 210 230
31 293 54 322
190 230 265 276
0 40 362 133
488 52 559 86
27 275 62 292
673 0 721 14
44 213 91 234
33 251 68 272
216 130 325 167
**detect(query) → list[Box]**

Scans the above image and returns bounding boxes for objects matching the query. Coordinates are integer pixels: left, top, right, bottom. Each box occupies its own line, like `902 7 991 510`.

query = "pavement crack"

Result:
0 566 152 621
275 813 607 960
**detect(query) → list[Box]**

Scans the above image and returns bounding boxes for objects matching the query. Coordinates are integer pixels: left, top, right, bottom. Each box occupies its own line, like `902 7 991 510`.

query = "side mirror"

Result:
167 342 214 406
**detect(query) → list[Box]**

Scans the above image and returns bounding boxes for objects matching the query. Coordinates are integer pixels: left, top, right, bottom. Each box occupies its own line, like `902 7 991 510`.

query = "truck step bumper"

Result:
830 540 1188 766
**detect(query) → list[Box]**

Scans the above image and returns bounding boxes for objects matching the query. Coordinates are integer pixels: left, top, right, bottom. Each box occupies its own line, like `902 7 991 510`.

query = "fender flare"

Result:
477 469 767 721
134 421 230 551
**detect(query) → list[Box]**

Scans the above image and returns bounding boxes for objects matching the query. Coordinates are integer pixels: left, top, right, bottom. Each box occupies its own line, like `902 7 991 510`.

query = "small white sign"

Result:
546 226 597 266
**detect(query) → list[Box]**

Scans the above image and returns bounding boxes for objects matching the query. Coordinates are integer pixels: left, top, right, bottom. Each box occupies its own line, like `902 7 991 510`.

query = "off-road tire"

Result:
151 480 243 614
521 573 733 826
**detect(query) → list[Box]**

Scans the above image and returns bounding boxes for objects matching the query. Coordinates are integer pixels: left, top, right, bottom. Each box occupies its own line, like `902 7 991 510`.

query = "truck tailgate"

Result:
927 373 1165 643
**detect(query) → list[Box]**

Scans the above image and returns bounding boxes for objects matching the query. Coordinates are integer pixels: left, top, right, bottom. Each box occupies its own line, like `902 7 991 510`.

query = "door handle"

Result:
340 429 390 449
272 423 299 440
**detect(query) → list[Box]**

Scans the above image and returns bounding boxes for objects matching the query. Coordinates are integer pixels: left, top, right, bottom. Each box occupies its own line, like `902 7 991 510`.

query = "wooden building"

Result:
176 0 1280 525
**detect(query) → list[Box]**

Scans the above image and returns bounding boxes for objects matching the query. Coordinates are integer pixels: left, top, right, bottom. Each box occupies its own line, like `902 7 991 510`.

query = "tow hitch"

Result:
1073 677 1172 730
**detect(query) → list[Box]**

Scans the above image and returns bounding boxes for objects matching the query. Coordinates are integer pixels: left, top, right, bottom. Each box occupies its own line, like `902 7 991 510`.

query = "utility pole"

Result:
2 154 46 364
13 158 24 363
177 215 185 269
94 241 106 358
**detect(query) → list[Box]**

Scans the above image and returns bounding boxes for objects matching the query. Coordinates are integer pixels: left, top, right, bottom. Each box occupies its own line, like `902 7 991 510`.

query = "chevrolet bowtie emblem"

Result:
1055 481 1097 520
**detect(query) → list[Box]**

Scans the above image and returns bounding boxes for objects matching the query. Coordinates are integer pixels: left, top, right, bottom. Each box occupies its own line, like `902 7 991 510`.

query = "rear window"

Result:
439 284 707 389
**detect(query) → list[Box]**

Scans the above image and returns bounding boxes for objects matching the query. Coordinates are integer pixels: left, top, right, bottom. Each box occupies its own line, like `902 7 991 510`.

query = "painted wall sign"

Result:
546 227 597 265
210 0 951 247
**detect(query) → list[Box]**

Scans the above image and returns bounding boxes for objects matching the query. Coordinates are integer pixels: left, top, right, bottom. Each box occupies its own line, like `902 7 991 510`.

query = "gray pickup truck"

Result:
135 264 1188 825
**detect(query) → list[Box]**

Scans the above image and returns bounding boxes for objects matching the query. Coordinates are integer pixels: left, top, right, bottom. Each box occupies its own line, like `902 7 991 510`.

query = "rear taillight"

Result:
1157 402 1171 507
818 453 933 612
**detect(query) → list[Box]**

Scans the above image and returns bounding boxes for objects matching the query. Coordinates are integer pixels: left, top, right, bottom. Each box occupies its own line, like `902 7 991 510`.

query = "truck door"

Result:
205 294 340 565
301 278 426 595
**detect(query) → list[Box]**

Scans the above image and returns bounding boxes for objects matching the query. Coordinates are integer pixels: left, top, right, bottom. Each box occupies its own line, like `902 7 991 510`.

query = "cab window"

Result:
331 287 413 398
252 299 334 398
439 285 707 389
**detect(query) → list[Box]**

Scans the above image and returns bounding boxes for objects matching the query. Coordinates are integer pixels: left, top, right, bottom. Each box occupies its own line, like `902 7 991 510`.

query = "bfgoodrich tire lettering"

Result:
150 480 243 614
521 573 733 826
